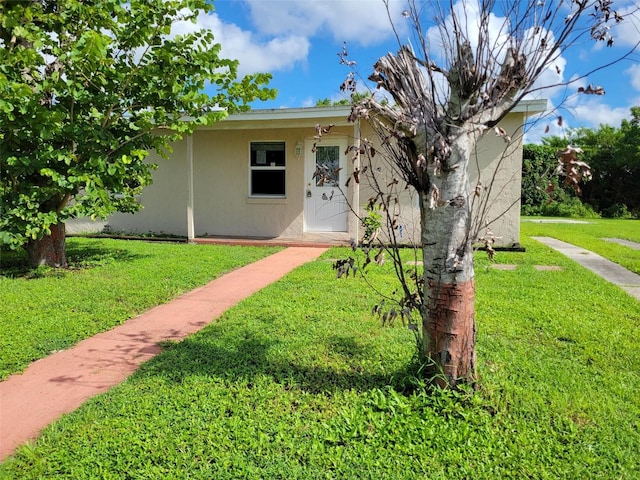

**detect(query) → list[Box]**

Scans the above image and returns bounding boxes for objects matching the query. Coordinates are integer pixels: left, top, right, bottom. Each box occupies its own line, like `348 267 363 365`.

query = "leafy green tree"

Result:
315 93 370 107
579 110 640 217
315 98 334 107
521 143 593 217
538 108 640 217
521 144 563 216
1 0 275 267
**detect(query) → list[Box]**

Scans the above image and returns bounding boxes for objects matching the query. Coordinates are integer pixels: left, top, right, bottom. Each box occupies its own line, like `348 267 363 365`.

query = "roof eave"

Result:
200 100 547 130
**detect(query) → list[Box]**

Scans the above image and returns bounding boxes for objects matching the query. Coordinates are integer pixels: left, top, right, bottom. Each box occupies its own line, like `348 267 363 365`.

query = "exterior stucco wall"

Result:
106 138 189 235
470 114 525 246
105 120 356 239
192 125 354 238
101 104 540 245
357 114 525 247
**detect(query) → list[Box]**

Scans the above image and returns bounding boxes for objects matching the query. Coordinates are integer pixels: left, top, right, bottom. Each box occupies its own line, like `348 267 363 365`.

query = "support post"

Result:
186 134 195 242
350 119 361 243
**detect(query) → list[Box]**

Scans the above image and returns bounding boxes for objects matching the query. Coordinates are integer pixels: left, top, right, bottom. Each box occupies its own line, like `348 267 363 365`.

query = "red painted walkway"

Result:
0 247 327 461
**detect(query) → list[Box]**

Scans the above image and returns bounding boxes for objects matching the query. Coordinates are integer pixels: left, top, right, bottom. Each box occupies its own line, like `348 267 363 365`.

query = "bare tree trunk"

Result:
419 132 477 387
25 222 68 268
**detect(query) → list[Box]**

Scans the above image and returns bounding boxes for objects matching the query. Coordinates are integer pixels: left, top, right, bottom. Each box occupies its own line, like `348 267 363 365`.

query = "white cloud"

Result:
526 96 633 144
570 100 631 128
525 56 568 103
301 97 316 108
626 63 640 90
169 10 309 76
226 32 311 75
610 3 640 48
547 72 634 130
163 1 408 86
243 0 406 46
425 0 511 64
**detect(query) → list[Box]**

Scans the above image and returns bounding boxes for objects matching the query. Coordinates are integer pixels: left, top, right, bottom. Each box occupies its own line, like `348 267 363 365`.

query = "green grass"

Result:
0 238 281 379
522 217 640 274
1 231 639 478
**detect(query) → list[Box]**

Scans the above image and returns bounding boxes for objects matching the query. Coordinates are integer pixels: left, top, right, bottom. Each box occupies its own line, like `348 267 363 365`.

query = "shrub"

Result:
601 203 636 219
541 198 600 218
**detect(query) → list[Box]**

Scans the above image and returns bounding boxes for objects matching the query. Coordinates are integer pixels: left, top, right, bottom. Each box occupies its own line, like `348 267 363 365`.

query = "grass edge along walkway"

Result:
0 247 327 461
532 236 640 300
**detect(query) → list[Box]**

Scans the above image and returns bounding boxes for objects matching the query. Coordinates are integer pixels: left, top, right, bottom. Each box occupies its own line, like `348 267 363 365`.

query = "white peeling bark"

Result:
419 128 477 386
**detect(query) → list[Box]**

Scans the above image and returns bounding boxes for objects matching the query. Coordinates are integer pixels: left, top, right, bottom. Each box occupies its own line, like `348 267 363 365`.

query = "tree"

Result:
0 0 275 267
340 0 632 387
540 109 640 217
521 143 595 218
315 92 375 107
521 144 565 216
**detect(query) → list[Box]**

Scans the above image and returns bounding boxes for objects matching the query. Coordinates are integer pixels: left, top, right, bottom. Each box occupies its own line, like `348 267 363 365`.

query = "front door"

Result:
304 138 349 232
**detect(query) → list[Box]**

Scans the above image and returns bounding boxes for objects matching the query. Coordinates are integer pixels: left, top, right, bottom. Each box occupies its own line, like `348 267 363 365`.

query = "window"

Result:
314 145 340 187
250 141 286 197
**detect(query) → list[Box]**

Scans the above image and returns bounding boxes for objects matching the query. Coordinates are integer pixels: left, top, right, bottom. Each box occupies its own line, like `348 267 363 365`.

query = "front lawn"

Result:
1 236 639 478
521 217 640 274
0 238 281 379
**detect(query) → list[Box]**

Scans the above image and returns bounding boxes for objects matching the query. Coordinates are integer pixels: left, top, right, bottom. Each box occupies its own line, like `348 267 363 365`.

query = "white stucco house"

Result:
74 101 545 246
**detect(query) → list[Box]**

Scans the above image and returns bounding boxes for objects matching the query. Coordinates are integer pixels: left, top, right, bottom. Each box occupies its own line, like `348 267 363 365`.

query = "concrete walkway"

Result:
602 237 640 251
0 247 327 461
532 236 640 300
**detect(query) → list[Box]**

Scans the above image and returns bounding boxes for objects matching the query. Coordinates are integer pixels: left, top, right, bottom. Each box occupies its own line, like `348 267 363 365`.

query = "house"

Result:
93 101 546 246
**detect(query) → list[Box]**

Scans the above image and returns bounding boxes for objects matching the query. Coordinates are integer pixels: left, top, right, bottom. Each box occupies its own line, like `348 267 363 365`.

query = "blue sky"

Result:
190 0 640 143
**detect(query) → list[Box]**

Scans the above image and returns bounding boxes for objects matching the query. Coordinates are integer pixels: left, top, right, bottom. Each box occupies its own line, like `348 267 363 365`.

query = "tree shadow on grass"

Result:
0 242 145 279
135 325 415 395
66 243 145 268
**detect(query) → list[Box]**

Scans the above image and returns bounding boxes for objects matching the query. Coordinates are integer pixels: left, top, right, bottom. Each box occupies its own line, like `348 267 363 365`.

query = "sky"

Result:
193 0 640 143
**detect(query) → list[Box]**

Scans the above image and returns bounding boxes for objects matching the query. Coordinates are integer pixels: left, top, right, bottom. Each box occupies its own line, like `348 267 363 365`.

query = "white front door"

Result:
304 138 349 232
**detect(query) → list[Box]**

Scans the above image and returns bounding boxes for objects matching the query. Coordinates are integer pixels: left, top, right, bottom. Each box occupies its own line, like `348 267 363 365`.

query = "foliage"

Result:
521 143 601 218
541 197 601 218
602 203 635 219
521 143 582 216
522 143 561 215
315 91 373 107
0 238 280 379
1 237 639 477
538 107 640 218
316 97 350 107
0 0 275 252
361 202 384 244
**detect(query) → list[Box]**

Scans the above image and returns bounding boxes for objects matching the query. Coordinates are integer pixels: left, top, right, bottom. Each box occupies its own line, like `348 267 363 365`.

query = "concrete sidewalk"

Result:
532 236 640 300
0 247 327 461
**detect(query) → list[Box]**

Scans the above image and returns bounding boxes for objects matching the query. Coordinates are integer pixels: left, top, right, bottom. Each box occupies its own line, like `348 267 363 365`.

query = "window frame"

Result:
248 141 286 198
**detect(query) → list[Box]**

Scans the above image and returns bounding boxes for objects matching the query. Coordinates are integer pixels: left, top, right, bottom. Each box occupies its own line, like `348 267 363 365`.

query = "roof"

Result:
204 99 548 130
206 105 354 130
